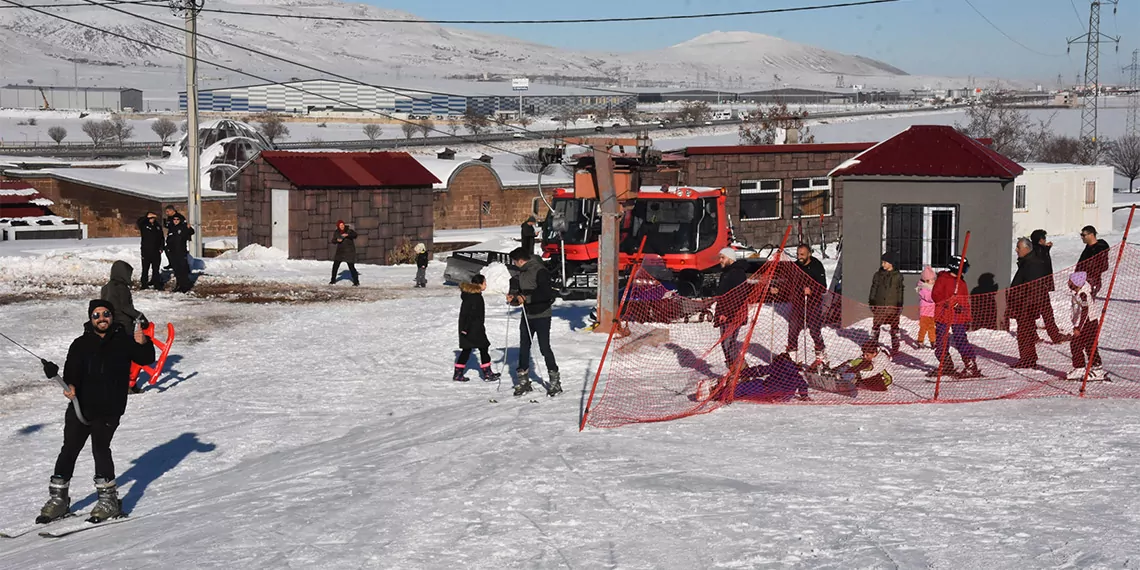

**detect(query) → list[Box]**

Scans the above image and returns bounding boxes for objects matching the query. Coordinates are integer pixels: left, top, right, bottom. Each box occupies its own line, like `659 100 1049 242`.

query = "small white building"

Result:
1012 163 1115 239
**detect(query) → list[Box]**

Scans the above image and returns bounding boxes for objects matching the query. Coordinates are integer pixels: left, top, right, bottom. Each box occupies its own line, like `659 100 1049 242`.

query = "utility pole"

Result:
171 0 204 257
1126 49 1139 138
1067 0 1120 146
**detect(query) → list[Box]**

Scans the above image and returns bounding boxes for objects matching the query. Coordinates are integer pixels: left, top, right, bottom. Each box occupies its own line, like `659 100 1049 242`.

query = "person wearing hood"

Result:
136 212 164 290
868 252 905 355
1030 229 1068 344
915 266 937 348
100 261 143 331
1076 225 1111 296
414 243 429 288
165 213 195 293
37 299 155 525
454 275 499 382
507 247 560 397
329 220 359 286
521 215 537 255
1066 272 1105 380
930 255 980 378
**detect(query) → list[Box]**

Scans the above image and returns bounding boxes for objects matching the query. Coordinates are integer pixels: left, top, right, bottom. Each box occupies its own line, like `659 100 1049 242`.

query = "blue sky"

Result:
363 0 1138 83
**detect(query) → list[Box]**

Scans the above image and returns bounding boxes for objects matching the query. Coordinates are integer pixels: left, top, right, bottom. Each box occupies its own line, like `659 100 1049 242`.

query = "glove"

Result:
138 313 150 330
42 359 59 379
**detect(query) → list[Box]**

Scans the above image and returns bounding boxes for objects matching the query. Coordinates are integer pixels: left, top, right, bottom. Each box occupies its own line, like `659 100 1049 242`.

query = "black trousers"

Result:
788 303 825 351
171 253 192 292
1071 321 1103 369
519 315 558 373
719 322 743 368
456 347 492 368
331 261 359 284
53 406 120 481
140 253 162 288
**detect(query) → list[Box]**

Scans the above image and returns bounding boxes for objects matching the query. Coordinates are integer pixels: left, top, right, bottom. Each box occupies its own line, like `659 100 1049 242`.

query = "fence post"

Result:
934 230 971 401
1080 205 1136 395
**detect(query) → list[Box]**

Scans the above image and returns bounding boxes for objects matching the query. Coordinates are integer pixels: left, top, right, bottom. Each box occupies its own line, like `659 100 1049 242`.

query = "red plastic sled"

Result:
130 322 176 387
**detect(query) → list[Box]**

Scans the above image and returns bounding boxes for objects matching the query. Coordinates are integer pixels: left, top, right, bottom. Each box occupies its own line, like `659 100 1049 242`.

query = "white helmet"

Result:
413 243 427 254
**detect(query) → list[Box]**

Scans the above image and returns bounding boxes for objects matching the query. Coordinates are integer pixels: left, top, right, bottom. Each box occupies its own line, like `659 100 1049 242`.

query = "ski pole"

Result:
802 293 808 366
2 331 88 425
0 330 47 360
519 307 547 382
497 306 513 392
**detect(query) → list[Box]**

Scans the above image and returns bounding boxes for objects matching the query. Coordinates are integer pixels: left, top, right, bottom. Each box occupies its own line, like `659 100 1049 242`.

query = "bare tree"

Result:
514 114 532 129
619 106 638 126
417 118 435 138
255 113 290 144
738 103 815 145
47 126 67 145
955 93 1053 162
362 123 382 143
513 150 557 175
1107 135 1140 192
107 114 134 145
81 119 106 145
462 108 490 136
179 120 189 134
675 101 712 124
400 120 418 140
1036 135 1098 165
151 117 178 144
446 122 461 136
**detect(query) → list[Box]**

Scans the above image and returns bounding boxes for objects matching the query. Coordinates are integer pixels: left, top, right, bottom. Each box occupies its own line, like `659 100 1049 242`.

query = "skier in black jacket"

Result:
1077 225 1111 296
508 247 560 396
165 214 194 293
329 220 359 286
454 275 499 382
715 247 750 369
38 299 155 525
136 212 164 289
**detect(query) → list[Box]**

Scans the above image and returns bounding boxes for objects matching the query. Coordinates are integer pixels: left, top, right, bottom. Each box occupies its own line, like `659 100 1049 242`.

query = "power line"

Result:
127 0 904 25
0 0 162 8
1069 0 1087 28
0 0 576 162
961 0 1065 57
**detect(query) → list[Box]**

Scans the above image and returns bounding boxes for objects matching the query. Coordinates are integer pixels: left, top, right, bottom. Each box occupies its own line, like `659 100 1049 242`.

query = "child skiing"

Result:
1066 272 1105 380
414 243 428 288
916 266 936 349
455 275 499 382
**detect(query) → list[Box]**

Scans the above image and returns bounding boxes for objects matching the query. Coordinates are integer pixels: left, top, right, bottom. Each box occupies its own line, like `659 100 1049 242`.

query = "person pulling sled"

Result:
454 275 500 382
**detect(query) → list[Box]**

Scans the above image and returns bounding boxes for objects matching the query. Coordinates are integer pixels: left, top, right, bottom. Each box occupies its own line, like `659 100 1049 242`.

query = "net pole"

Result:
934 230 971 401
1080 205 1136 396
580 235 648 431
722 225 793 402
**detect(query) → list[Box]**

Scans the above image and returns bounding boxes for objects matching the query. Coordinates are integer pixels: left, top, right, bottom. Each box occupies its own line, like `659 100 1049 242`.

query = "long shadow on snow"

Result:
17 424 46 435
150 354 199 393
552 303 591 332
72 432 217 513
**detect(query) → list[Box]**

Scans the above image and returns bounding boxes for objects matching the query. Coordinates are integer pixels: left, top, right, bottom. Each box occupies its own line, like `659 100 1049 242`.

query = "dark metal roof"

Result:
260 151 440 189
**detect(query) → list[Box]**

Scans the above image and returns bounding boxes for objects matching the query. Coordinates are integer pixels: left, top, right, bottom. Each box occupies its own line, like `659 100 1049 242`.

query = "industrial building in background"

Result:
178 78 636 118
0 85 143 111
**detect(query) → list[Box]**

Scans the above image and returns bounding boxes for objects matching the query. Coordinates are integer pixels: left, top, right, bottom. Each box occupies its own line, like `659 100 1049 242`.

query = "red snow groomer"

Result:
540 187 601 299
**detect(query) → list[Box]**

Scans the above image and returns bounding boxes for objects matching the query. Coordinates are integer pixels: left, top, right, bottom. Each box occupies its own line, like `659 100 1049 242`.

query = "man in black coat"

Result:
165 214 195 293
508 247 560 396
38 299 155 524
161 206 181 271
329 220 359 286
1077 225 1111 296
777 244 829 365
136 212 164 289
715 247 750 369
521 215 537 255
1030 229 1067 343
1010 238 1051 367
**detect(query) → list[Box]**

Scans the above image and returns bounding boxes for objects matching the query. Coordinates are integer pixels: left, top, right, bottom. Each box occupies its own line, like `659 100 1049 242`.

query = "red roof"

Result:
0 206 49 218
260 151 440 189
0 181 35 190
830 125 1024 179
685 142 876 156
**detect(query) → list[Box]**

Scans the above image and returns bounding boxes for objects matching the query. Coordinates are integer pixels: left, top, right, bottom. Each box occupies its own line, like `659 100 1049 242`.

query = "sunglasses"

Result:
90 310 112 320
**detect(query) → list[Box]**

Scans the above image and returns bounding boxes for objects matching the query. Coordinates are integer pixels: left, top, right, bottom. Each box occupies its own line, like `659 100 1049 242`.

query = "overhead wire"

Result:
0 0 163 8
128 0 904 25
961 0 1065 57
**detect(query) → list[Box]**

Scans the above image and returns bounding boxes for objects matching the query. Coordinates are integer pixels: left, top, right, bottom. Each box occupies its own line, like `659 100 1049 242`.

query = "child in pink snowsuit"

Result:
916 266 936 348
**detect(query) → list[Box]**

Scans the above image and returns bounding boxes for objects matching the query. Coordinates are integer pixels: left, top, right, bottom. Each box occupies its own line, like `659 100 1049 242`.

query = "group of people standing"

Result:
135 206 195 293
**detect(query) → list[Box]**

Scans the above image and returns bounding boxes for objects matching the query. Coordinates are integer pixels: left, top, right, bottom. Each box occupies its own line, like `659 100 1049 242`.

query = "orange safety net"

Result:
584 234 1138 429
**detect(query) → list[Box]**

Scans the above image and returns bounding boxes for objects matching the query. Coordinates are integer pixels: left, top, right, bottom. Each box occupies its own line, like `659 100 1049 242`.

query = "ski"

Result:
38 513 141 538
0 513 78 538
803 370 857 397
489 398 539 404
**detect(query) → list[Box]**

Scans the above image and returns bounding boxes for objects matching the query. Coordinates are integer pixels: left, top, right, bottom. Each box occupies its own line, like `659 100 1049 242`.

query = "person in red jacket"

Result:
928 255 980 378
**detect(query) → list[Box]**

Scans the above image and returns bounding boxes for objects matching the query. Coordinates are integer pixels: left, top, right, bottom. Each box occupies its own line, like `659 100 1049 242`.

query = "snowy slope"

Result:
0 0 976 104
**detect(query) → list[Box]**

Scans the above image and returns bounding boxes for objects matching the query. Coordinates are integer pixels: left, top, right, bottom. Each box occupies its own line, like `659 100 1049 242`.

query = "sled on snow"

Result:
130 322 175 387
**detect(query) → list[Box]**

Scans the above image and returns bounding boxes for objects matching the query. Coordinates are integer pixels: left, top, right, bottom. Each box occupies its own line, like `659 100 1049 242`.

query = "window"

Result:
1014 184 1027 211
882 205 959 273
739 179 782 221
481 200 492 216
1084 180 1096 206
791 178 832 217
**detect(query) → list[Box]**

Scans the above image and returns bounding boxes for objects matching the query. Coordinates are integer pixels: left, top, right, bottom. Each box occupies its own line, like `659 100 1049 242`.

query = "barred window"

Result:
791 178 832 218
881 205 959 273
1014 184 1027 211
739 179 782 221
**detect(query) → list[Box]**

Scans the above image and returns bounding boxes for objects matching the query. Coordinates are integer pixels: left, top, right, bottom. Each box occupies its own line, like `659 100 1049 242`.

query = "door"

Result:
271 189 289 254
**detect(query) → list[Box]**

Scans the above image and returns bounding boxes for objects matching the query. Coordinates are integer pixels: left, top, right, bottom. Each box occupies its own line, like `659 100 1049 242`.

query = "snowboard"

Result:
803 370 857 397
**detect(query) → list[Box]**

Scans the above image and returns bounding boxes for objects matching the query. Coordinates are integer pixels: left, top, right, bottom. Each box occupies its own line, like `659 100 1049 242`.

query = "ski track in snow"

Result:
2 235 1140 568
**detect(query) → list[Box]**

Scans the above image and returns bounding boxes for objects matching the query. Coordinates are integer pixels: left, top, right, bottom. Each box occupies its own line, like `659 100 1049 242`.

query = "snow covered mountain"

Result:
0 0 956 105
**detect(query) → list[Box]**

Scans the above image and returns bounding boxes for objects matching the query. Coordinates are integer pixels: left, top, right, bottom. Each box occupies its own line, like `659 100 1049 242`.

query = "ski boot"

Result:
926 356 957 378
1090 366 1107 381
806 348 828 373
452 366 469 382
546 370 563 397
1066 367 1085 381
956 358 983 379
36 476 70 524
479 364 500 383
513 370 533 396
88 478 121 523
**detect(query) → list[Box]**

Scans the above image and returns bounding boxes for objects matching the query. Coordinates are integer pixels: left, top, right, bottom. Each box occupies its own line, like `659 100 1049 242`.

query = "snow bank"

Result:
482 262 511 294
216 243 287 261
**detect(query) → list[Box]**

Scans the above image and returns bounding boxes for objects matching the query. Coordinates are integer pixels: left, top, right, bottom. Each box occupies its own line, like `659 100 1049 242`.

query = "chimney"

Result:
785 128 800 144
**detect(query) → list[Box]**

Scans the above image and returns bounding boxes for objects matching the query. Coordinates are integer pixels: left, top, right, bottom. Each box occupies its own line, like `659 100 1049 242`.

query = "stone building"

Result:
419 156 573 231
236 151 438 264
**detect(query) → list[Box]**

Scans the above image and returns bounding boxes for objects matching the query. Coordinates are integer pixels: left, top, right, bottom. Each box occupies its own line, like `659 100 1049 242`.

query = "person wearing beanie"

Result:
454 274 499 382
521 215 538 255
915 265 937 348
868 251 904 355
414 243 429 288
1066 271 1105 380
329 220 359 286
714 247 749 369
38 299 155 525
771 244 828 368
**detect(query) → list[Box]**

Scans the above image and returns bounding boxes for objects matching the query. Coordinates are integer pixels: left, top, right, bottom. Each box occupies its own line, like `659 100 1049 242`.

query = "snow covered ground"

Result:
2 226 1140 567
